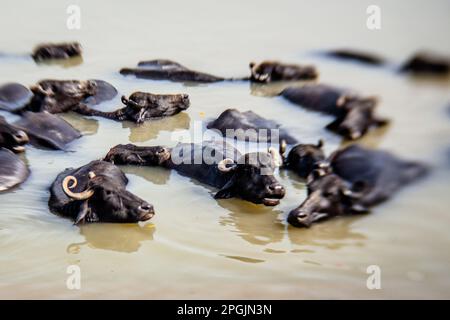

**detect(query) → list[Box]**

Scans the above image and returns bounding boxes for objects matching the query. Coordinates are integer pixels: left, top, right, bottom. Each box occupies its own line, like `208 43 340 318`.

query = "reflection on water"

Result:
123 112 191 143
340 125 390 149
403 74 450 88
219 199 285 246
218 197 366 250
286 217 366 250
221 255 265 263
60 113 100 136
249 80 316 97
35 56 84 68
67 223 155 253
121 165 171 185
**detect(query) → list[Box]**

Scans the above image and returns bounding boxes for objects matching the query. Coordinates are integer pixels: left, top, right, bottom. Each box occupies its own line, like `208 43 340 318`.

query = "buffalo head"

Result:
215 147 285 206
328 96 388 140
249 61 318 83
120 92 190 123
62 170 154 224
29 79 97 113
32 42 82 61
283 139 325 178
288 165 368 227
104 144 171 166
0 116 29 152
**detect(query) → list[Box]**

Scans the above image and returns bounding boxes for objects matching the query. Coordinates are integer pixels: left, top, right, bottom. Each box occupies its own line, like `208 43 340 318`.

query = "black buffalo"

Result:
0 115 29 152
206 108 297 144
325 49 385 65
249 61 318 83
288 145 428 227
32 42 82 62
0 148 29 192
281 140 325 178
400 51 450 75
281 84 388 140
104 141 286 206
76 92 190 123
49 161 154 224
120 59 318 84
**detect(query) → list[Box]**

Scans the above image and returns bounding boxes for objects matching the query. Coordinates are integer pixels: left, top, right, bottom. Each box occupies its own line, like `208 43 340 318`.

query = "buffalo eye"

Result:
323 191 332 198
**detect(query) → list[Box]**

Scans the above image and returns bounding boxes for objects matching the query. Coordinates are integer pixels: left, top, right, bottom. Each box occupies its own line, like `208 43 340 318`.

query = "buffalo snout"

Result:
288 189 330 227
267 183 286 198
137 203 155 221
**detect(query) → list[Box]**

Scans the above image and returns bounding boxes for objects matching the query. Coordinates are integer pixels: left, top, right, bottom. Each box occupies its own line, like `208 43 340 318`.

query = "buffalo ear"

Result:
214 179 236 199
317 139 324 148
74 201 89 225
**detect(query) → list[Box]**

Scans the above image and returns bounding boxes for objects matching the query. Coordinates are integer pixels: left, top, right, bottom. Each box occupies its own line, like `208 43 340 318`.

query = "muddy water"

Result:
1 0 449 299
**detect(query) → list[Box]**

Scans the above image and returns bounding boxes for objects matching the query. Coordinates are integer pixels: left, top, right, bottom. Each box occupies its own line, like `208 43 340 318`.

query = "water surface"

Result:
0 0 449 298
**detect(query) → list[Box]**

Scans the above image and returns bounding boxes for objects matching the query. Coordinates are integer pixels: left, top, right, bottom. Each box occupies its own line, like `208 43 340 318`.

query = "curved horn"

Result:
268 147 282 167
217 158 235 172
123 96 144 109
62 174 95 200
317 139 324 148
33 85 54 97
336 94 347 107
280 139 287 156
121 95 129 105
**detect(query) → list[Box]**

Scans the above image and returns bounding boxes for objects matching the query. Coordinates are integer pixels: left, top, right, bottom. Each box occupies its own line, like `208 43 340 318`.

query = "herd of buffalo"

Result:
1 42 448 227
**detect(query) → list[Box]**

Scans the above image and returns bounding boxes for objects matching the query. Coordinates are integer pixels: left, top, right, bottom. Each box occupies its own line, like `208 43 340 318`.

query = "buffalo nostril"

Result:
269 184 285 196
298 213 308 219
139 204 153 213
14 131 29 143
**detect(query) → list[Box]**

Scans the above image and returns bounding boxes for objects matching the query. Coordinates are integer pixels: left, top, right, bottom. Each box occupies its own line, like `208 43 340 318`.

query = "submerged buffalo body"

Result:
49 161 154 224
328 145 429 206
281 84 388 140
76 91 190 123
288 145 428 227
0 148 30 192
400 52 450 75
120 59 227 83
32 42 82 61
0 115 29 152
206 108 297 144
104 142 286 206
14 112 81 150
325 49 385 65
0 83 33 112
249 61 318 83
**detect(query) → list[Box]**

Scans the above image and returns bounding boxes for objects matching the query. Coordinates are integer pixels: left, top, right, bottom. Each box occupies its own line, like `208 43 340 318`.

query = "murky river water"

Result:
1 0 449 299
